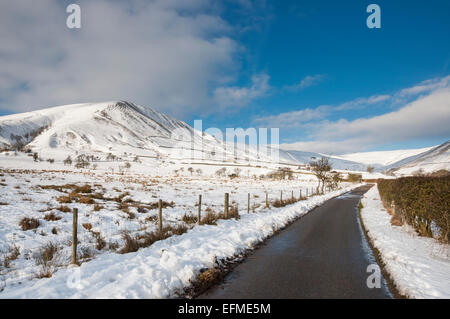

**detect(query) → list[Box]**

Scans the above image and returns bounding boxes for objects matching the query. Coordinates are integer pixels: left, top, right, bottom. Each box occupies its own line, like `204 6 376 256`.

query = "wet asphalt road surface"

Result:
199 185 392 299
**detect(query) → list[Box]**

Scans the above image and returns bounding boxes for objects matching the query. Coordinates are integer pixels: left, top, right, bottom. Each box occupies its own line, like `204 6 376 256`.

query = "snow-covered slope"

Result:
1 100 448 174
283 150 370 171
0 101 283 165
335 147 434 166
388 141 450 175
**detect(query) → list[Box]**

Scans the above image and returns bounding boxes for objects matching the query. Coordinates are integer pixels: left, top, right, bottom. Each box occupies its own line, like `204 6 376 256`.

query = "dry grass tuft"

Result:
56 205 71 213
19 217 40 231
56 195 72 204
182 214 198 224
34 242 62 278
1 245 20 268
93 204 104 211
44 212 62 221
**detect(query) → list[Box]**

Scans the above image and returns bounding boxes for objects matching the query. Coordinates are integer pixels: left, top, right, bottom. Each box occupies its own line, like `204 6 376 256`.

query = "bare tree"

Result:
310 157 332 193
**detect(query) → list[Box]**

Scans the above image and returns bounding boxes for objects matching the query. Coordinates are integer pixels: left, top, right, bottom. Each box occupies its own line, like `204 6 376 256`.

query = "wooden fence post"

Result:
198 195 202 225
72 208 78 265
158 199 163 234
300 189 302 199
291 190 294 201
248 193 250 214
224 193 229 218
280 190 283 203
265 192 269 208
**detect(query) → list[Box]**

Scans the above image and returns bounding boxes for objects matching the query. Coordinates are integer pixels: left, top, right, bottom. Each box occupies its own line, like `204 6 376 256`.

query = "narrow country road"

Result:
199 185 393 299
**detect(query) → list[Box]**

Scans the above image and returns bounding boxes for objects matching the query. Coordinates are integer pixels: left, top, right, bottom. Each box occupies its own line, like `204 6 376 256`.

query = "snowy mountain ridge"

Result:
0 100 448 174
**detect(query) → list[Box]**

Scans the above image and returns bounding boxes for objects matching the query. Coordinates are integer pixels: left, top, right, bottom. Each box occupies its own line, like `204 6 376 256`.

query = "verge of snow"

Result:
360 186 450 299
0 185 359 298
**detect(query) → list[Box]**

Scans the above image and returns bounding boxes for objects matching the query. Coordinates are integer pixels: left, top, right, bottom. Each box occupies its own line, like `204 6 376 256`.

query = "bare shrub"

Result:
34 242 62 278
119 232 141 254
1 245 20 268
201 211 218 225
92 231 106 250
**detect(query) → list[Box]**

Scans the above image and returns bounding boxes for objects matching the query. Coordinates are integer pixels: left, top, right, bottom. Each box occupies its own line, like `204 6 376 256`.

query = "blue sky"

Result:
0 0 449 154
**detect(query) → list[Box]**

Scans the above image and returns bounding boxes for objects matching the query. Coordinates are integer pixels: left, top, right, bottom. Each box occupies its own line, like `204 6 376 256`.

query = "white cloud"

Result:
253 105 328 128
284 74 326 91
213 73 271 108
0 0 245 117
252 93 390 128
281 87 450 154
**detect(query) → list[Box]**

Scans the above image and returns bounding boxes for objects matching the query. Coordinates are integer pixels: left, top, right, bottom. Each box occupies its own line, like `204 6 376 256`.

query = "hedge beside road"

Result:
377 176 449 243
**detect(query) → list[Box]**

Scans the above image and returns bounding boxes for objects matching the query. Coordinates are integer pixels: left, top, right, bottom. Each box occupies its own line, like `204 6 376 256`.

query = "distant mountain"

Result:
281 150 371 171
283 142 450 174
1 101 448 175
386 141 450 175
0 101 281 164
334 147 434 166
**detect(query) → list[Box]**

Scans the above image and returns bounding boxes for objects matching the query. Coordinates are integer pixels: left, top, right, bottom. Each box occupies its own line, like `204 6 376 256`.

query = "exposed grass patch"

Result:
92 231 106 250
182 213 198 224
201 211 219 225
119 224 189 254
19 217 40 231
1 245 20 268
40 184 92 193
56 205 71 213
34 242 62 278
192 267 223 294
78 196 95 204
272 197 298 208
56 195 72 204
93 204 104 211
144 215 157 223
44 212 62 221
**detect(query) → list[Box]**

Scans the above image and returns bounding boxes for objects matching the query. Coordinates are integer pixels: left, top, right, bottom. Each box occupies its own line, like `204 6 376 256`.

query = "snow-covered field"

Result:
360 186 450 299
0 154 359 298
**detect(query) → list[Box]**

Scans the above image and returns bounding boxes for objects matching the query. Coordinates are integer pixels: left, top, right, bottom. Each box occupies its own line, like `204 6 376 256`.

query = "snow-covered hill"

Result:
388 141 450 175
0 101 282 165
0 100 448 175
335 147 434 166
282 150 370 171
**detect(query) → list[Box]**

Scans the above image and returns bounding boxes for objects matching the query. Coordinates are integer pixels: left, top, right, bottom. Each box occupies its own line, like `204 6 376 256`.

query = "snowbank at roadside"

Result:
0 185 359 298
360 186 450 299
